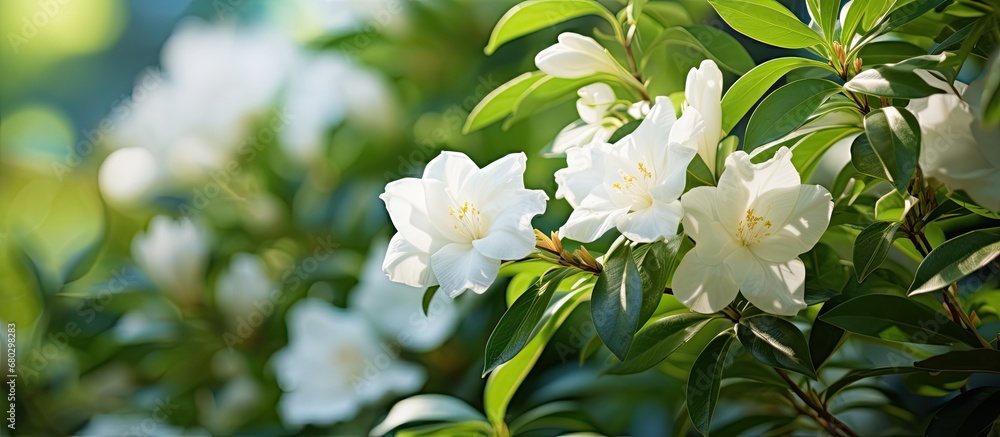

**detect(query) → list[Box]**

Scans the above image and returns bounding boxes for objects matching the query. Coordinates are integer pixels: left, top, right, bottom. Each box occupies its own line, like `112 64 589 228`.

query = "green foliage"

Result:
736 315 817 378
687 329 736 436
852 220 902 281
719 57 833 134
707 0 826 49
924 387 1000 437
744 78 842 151
819 294 980 346
609 312 717 374
854 107 922 194
645 25 755 75
908 227 1000 296
484 0 618 55
592 244 645 360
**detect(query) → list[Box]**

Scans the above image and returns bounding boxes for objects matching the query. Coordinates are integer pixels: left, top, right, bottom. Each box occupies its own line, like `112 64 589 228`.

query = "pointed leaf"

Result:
915 349 1000 375
819 294 980 347
908 227 1000 295
464 72 546 133
421 285 439 316
852 220 902 281
720 57 834 134
484 0 617 55
736 315 817 379
859 107 921 194
744 78 843 151
687 329 736 436
592 245 644 360
609 312 717 374
925 387 1000 437
707 0 826 49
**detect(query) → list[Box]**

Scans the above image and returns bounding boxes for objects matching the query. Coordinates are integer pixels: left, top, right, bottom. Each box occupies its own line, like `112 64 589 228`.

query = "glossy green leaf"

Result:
504 75 607 128
720 57 833 134
646 25 755 75
744 78 842 151
370 394 486 436
483 268 578 375
421 285 439 316
821 367 926 403
687 329 736 436
844 54 952 99
715 136 739 177
484 0 618 55
874 190 917 222
609 312 717 374
915 349 1000 374
464 72 546 133
809 295 848 369
853 220 902 281
593 245 644 360
806 0 839 44
925 386 1000 437
856 40 928 66
484 287 590 428
736 315 817 378
819 294 980 346
858 107 921 194
840 0 893 44
909 228 1000 295
791 127 862 182
634 236 684 326
708 0 826 49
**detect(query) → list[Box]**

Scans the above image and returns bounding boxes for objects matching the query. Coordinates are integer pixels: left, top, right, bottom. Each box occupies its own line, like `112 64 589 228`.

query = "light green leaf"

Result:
720 57 834 134
790 126 862 181
874 190 917 222
981 48 1000 126
844 54 953 99
484 287 591 429
370 394 486 436
807 0 839 44
464 72 546 133
687 329 736 436
715 136 739 177
504 75 606 129
840 0 893 44
744 78 843 151
852 220 902 281
484 0 618 55
708 0 826 49
908 227 1000 295
819 294 980 346
736 315 817 379
645 25 755 75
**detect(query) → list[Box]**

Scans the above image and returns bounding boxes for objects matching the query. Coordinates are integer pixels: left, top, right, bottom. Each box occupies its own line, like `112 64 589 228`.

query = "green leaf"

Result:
874 190 917 222
819 294 980 346
483 268 578 375
744 78 843 151
646 25 755 75
909 228 1000 295
504 75 607 129
633 236 684 326
792 127 863 181
686 153 717 188
464 72 546 133
736 315 817 379
421 285 439 316
396 421 492 437
592 245 644 360
852 220 902 281
858 107 921 194
806 0 839 44
707 0 826 49
484 0 618 55
687 329 736 436
370 394 487 436
720 57 833 134
609 313 717 374
809 295 848 369
840 0 893 44
877 0 951 35
925 386 1000 437
484 286 590 429
856 40 928 66
981 48 1000 126
844 54 953 99
715 136 739 177
821 367 926 403
915 349 1000 374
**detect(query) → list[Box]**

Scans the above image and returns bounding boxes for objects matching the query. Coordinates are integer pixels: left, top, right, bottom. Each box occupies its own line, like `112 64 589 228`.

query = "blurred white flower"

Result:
535 33 625 79
201 376 263 435
907 80 1000 212
381 152 547 297
554 96 698 243
215 254 276 325
132 216 209 306
350 240 459 352
674 147 832 316
77 414 206 436
272 299 425 427
98 147 164 205
552 83 623 154
683 60 724 175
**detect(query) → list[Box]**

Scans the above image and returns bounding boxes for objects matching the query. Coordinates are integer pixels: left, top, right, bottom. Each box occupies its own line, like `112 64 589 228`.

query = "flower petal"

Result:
465 152 528 200
715 147 800 232
431 243 501 297
672 250 740 314
383 232 437 288
473 190 548 260
752 184 833 263
649 141 697 202
738 257 807 316
380 178 444 252
422 150 478 187
559 206 629 243
576 82 615 124
615 199 683 243
681 186 741 264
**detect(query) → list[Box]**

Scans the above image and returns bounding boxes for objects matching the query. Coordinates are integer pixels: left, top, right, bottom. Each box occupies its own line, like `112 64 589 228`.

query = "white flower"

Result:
272 299 424 427
552 83 623 154
215 254 276 325
132 216 210 306
554 96 699 243
98 147 165 205
907 80 1000 212
350 240 459 352
77 415 206 436
535 33 625 79
683 60 724 175
674 147 833 316
381 152 547 297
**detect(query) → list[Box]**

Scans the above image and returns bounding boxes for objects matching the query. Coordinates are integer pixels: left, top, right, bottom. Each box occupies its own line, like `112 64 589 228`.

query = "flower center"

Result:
332 344 365 378
611 162 654 207
736 207 773 246
449 201 486 240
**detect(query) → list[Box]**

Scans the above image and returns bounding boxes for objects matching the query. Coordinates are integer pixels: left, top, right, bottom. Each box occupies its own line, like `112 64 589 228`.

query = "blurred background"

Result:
4 0 992 436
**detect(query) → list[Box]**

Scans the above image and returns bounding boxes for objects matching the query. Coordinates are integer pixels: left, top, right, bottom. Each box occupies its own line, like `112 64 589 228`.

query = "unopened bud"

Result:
853 58 863 74
833 41 847 66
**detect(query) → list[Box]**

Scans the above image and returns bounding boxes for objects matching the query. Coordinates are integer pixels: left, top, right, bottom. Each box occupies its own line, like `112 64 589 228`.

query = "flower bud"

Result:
535 33 623 79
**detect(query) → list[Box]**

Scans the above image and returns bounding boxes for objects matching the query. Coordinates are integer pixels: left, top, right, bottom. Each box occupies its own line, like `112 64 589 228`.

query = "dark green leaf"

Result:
925 386 1000 437
593 245 644 360
844 54 953 99
720 57 834 134
484 268 578 375
633 236 684 326
859 107 921 194
744 78 843 151
707 0 826 49
853 220 902 281
822 367 926 402
819 294 980 346
909 227 1000 295
421 285 439 316
609 312 717 374
736 315 817 378
914 349 1000 374
687 329 736 436
809 295 848 369
484 0 618 55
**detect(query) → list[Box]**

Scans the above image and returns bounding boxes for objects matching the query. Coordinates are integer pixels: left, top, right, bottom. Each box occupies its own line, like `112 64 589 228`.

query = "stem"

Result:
944 284 993 348
621 23 650 101
776 369 859 437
